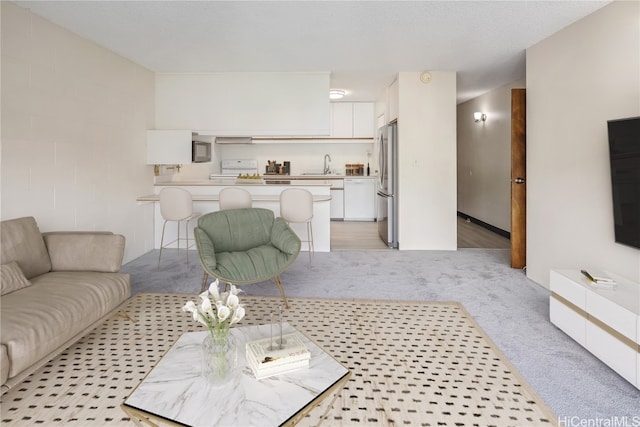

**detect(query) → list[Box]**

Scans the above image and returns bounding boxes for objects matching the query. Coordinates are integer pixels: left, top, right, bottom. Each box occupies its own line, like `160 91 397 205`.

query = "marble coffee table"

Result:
121 322 350 426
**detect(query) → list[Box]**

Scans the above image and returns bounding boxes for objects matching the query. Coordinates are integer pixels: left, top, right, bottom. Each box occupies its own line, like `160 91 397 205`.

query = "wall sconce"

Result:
474 112 487 122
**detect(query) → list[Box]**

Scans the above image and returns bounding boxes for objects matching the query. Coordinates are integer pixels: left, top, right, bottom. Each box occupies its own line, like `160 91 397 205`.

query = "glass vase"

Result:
201 331 237 385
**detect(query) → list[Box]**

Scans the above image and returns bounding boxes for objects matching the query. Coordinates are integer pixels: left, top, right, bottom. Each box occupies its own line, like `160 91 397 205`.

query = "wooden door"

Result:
511 89 526 269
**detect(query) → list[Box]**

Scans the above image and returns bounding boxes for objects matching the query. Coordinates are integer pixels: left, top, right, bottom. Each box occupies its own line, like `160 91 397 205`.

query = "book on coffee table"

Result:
246 333 310 379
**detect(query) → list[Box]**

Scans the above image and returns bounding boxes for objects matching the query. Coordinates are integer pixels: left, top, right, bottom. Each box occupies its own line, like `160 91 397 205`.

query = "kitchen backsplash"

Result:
175 142 376 179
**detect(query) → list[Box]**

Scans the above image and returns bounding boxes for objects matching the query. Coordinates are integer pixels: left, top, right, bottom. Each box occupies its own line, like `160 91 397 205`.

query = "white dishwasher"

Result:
344 178 376 221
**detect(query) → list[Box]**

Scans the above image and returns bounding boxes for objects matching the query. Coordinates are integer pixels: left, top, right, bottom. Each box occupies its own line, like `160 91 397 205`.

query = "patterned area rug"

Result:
1 293 556 426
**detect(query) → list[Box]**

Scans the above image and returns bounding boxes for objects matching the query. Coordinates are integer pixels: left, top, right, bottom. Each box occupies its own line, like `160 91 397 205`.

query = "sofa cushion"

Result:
0 271 130 379
0 345 9 386
0 217 51 279
0 262 32 295
44 233 125 272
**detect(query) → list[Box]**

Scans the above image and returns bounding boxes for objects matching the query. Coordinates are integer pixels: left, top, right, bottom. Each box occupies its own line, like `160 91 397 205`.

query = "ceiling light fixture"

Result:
329 89 346 100
474 112 487 122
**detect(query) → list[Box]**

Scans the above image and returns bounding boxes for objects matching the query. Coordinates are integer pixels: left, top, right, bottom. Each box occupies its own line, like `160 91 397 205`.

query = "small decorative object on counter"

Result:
266 160 288 175
236 173 264 184
182 279 246 384
345 163 365 176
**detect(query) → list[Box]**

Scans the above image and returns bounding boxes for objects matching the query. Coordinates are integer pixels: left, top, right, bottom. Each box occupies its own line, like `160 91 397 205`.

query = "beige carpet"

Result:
1 293 556 426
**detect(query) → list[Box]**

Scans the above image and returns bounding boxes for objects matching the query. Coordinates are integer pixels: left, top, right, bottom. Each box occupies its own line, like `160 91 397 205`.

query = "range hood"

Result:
214 137 253 144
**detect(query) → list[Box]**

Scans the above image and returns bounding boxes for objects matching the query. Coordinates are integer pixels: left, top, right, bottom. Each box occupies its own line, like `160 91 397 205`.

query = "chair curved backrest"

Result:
197 208 274 253
219 187 252 211
159 187 194 221
280 188 313 223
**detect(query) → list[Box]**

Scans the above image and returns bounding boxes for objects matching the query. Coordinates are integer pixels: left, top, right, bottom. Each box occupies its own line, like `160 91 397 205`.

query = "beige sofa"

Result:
0 217 131 393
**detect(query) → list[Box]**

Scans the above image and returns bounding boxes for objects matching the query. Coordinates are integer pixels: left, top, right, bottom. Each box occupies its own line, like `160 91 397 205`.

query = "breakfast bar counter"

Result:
138 180 331 252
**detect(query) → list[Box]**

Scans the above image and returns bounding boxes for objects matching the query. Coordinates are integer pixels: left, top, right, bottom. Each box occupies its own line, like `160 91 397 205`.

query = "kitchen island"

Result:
137 179 332 252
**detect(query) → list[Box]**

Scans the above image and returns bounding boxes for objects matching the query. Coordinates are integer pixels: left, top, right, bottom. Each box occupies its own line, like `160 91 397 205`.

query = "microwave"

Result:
192 141 211 163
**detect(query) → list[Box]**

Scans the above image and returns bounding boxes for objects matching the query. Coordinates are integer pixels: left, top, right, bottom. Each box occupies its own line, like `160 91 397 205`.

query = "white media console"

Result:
549 269 640 389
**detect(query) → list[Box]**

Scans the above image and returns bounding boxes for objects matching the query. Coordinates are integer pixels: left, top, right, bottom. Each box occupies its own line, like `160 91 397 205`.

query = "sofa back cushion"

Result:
0 217 51 279
44 233 125 272
197 208 274 253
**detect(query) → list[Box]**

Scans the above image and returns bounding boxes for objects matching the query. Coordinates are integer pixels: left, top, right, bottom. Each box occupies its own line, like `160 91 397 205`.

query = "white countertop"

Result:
264 174 377 180
155 179 333 186
137 194 331 202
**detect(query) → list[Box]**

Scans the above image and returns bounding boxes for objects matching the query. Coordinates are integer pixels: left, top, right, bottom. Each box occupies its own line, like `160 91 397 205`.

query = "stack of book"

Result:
246 333 311 379
581 269 617 288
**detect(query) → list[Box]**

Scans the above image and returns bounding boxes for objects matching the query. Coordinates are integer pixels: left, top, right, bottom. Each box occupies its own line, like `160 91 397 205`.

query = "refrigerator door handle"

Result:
378 129 385 188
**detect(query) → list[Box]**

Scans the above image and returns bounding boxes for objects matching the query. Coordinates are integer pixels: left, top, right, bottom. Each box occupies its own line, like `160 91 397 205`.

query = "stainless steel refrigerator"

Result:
377 122 398 248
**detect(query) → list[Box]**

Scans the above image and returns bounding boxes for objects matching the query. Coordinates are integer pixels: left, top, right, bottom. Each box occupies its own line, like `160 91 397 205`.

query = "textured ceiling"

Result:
15 0 610 103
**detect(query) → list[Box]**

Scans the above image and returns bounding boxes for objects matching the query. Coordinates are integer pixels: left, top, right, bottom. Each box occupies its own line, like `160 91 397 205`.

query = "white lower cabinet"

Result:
549 269 640 389
330 189 344 220
549 296 586 346
344 178 375 221
586 321 637 385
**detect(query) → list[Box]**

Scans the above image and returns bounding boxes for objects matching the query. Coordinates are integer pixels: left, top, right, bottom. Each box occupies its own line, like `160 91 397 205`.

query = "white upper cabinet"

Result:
352 103 375 138
330 102 375 139
146 130 192 165
330 103 353 138
155 72 330 137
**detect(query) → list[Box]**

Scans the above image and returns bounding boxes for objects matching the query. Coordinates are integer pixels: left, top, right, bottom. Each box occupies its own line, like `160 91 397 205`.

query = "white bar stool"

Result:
280 188 314 263
219 187 252 210
158 187 202 268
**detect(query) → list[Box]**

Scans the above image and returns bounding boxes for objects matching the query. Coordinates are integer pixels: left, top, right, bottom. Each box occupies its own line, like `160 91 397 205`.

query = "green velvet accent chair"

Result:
194 208 301 308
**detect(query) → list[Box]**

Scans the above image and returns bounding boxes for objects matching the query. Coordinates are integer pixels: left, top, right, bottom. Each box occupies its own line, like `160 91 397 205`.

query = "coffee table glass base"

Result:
122 322 350 426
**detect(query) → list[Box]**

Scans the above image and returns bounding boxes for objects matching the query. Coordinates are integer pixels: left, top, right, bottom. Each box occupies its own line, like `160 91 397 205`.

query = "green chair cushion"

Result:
214 245 297 284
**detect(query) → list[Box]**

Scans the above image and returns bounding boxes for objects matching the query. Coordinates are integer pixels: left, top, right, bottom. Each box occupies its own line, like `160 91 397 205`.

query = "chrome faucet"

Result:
323 154 332 175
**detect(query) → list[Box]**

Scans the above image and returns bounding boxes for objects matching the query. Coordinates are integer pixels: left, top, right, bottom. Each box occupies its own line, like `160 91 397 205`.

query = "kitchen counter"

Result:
156 179 334 186
137 194 331 202
262 175 377 180
140 180 331 252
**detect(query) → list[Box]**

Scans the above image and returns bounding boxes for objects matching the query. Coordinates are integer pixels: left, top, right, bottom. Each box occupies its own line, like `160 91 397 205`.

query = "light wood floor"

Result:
456 217 511 249
330 218 510 250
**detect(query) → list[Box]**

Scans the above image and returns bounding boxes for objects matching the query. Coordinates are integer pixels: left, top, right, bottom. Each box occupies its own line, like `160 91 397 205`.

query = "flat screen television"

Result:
607 116 640 249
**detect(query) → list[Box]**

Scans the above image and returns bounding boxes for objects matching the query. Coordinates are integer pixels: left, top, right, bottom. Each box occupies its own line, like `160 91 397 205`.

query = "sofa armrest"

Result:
195 228 217 271
43 233 125 273
270 218 301 256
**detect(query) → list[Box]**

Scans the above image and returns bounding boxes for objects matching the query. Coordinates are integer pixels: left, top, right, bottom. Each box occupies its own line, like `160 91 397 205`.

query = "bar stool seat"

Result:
279 188 314 263
158 187 201 268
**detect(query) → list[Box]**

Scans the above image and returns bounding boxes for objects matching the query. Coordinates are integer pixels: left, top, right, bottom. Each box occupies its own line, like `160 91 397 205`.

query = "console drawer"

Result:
550 294 586 346
550 270 586 309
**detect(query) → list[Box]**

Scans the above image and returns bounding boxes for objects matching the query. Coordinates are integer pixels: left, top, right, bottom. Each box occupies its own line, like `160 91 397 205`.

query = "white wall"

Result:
397 71 457 250
457 79 526 232
527 0 640 286
1 2 156 263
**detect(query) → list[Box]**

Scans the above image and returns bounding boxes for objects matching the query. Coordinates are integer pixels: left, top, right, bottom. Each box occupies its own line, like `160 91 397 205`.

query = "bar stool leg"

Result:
158 219 169 268
307 220 314 263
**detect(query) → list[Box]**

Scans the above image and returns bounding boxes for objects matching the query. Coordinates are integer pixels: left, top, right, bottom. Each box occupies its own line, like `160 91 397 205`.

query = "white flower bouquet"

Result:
182 278 246 340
